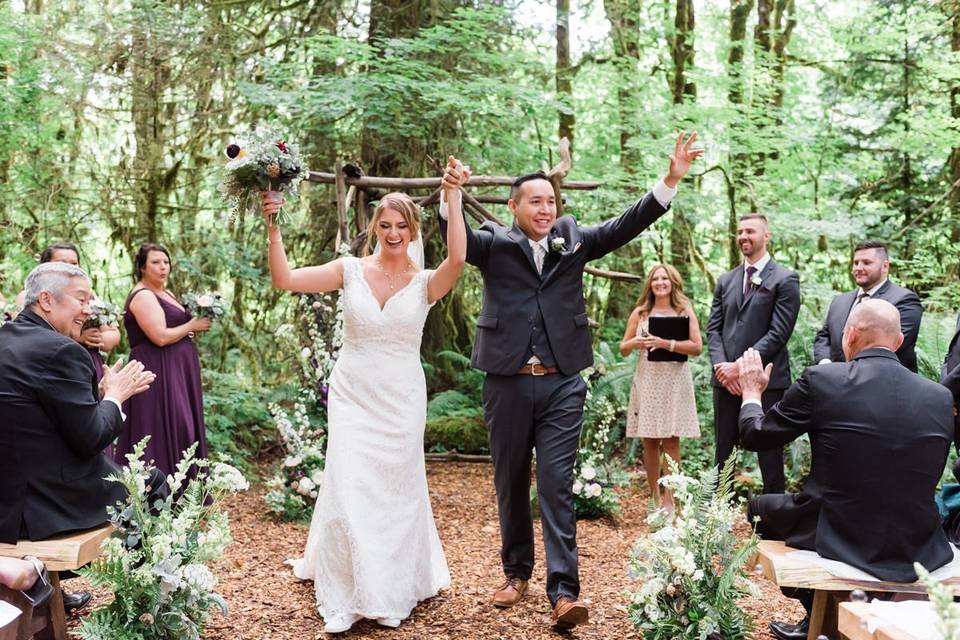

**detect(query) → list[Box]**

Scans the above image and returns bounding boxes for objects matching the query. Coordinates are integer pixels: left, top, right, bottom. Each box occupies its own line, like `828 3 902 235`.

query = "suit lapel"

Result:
738 260 777 313
732 265 745 311
507 224 539 275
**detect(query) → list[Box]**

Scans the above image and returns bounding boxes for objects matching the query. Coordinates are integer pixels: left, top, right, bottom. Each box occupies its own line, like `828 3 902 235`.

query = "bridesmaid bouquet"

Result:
218 126 309 225
82 298 119 330
183 292 226 321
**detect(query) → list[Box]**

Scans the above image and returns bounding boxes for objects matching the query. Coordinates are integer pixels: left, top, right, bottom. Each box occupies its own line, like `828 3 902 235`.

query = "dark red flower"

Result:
275 141 288 153
225 144 240 159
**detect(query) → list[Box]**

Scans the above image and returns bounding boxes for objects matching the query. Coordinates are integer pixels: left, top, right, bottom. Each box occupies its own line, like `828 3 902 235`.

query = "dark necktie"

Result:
855 291 870 306
743 265 757 297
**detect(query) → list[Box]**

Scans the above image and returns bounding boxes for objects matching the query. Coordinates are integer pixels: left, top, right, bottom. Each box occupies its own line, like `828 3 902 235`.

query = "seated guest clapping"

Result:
0 262 165 545
737 298 954 640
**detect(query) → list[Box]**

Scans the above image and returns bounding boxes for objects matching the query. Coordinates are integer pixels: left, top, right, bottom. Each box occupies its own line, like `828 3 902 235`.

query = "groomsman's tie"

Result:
855 291 870 306
743 265 757 296
533 242 546 275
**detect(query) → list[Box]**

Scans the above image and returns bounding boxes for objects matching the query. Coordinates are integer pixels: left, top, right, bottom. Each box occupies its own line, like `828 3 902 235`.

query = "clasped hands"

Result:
441 155 470 194
99 359 156 404
726 348 772 402
630 333 670 352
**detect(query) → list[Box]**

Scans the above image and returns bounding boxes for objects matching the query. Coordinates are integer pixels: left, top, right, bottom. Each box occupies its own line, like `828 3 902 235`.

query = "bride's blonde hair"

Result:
364 192 422 256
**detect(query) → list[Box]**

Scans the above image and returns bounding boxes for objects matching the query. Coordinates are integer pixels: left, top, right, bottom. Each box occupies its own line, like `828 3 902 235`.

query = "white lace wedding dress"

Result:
290 257 450 630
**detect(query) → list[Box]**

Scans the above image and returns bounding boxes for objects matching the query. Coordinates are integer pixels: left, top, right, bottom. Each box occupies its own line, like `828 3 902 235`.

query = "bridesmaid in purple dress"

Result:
14 242 121 384
113 243 211 475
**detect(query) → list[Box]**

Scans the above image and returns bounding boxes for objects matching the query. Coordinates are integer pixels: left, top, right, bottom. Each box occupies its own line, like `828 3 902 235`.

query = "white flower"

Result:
181 563 217 592
301 347 312 359
209 462 249 492
580 465 596 481
297 477 315 494
196 294 214 307
312 301 322 310
550 237 566 252
750 273 763 287
587 482 602 498
283 454 302 468
572 480 583 495
310 469 324 486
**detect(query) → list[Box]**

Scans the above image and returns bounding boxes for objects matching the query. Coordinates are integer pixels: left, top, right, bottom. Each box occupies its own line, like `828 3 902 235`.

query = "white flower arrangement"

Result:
626 458 759 640
569 399 628 518
75 438 247 640
263 396 327 521
550 237 566 252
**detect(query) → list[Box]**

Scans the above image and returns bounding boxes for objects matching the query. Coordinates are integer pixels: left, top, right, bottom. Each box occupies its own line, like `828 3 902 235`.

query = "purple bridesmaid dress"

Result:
113 288 208 475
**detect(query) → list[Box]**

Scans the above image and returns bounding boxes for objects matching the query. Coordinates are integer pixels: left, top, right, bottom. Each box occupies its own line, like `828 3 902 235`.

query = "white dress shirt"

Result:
742 251 772 293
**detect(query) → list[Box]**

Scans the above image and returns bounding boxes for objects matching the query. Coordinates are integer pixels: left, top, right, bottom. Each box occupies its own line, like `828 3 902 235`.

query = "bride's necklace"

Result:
375 257 411 290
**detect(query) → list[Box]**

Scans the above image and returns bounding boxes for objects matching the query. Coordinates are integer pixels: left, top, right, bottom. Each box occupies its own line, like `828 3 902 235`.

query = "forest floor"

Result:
67 462 802 639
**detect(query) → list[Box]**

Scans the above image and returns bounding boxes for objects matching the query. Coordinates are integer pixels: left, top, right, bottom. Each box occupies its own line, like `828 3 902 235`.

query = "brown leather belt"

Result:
516 363 560 376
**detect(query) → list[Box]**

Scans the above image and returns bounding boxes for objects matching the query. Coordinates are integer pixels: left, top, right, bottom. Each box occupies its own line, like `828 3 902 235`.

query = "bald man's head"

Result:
842 298 904 360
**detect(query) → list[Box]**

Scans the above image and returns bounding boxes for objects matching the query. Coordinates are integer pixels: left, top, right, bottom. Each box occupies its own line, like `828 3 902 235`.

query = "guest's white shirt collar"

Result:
744 251 771 273
859 278 888 297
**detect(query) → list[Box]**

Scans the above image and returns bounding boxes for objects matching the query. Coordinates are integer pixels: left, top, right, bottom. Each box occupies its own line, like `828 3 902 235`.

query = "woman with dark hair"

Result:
14 242 121 384
112 243 211 475
620 264 702 512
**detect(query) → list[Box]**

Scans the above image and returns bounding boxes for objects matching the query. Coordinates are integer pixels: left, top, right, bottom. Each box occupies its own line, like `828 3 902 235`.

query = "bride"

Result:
260 157 469 633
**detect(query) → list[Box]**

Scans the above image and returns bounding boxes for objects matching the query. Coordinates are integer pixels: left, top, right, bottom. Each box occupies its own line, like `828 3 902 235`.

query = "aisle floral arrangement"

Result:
626 459 759 640
218 126 309 225
264 281 346 521
572 399 629 518
75 438 248 640
916 562 960 639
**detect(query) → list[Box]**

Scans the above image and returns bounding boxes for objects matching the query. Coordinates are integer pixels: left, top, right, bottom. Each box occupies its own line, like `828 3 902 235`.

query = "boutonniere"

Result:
750 273 763 287
550 237 566 253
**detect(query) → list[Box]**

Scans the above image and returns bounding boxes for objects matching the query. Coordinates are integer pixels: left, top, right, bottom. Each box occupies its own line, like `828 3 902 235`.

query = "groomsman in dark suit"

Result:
813 240 922 371
706 215 800 494
737 299 953 640
940 312 960 458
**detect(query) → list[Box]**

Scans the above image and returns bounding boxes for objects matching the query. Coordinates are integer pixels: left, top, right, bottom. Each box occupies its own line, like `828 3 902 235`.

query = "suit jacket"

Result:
0 309 126 543
739 348 953 582
813 280 923 372
940 313 960 454
706 259 801 389
441 192 668 376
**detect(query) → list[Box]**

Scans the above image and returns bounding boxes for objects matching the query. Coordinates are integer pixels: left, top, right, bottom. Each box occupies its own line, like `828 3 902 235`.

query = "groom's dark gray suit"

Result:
442 190 669 604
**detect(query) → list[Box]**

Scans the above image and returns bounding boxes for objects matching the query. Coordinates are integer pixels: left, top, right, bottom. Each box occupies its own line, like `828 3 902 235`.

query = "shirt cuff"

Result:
652 179 677 208
741 398 763 409
818 358 832 365
104 397 126 422
438 190 462 221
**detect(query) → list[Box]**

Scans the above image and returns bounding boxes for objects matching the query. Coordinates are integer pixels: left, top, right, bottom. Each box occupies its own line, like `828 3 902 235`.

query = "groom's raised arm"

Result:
438 192 494 268
583 131 702 261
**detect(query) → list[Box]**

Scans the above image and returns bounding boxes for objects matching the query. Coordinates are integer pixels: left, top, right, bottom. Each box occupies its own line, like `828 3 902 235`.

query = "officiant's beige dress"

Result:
625 313 700 439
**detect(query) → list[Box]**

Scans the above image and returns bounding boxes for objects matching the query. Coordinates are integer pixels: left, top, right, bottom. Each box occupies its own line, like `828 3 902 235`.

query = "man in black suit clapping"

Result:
738 299 953 640
0 262 162 609
706 215 801 494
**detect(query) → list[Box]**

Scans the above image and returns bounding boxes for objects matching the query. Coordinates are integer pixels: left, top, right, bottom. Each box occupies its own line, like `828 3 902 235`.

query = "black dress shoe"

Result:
769 615 810 640
62 590 92 613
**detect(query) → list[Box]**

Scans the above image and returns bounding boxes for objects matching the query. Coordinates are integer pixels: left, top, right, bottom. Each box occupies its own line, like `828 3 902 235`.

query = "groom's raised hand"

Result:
664 131 704 189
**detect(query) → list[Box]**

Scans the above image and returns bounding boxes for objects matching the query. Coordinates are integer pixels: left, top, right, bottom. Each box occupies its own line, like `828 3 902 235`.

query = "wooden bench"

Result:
0 525 113 640
754 540 960 640
838 602 922 640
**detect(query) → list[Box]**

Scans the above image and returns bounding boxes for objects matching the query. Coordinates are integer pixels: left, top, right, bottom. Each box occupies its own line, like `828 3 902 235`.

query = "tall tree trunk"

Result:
726 0 754 267
668 0 696 283
556 0 575 152
949 1 960 246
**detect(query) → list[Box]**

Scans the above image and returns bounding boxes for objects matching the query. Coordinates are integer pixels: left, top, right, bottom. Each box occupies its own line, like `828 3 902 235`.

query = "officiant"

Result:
620 263 702 512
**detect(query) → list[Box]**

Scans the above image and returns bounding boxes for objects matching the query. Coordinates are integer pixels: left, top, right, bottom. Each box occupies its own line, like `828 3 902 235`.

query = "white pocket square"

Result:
571 242 582 254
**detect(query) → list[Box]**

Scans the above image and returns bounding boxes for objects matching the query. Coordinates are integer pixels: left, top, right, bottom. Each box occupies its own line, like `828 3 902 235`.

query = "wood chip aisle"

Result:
68 462 802 638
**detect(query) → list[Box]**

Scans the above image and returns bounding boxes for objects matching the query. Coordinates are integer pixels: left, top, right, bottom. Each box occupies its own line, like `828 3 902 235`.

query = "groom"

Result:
441 132 702 628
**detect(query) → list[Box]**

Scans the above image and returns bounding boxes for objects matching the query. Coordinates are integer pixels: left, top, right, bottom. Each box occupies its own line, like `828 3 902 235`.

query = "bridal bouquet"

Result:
183 291 226 321
75 438 248 640
82 298 120 330
218 126 309 225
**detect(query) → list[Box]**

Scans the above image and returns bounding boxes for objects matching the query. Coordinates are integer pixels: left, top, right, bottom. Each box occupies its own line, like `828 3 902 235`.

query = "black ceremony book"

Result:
646 315 689 362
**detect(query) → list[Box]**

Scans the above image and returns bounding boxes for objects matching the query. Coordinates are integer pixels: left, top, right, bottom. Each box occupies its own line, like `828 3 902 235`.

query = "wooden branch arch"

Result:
307 139 644 283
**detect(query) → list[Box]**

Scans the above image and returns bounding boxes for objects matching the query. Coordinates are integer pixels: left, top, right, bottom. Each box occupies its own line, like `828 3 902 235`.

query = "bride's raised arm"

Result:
261 191 345 293
427 156 470 303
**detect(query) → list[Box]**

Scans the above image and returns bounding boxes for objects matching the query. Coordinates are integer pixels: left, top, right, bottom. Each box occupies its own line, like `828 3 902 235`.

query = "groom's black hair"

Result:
509 171 550 203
